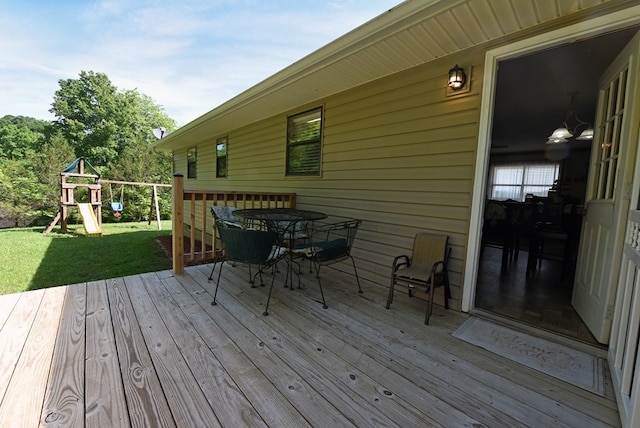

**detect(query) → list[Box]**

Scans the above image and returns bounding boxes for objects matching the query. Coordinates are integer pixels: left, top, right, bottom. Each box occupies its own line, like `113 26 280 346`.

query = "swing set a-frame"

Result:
44 158 171 236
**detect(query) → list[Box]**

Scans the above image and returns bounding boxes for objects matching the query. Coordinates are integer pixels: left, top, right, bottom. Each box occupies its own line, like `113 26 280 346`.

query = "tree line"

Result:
0 71 175 228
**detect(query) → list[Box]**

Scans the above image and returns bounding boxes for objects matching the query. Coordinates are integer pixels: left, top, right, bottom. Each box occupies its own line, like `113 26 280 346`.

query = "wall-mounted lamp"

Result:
448 64 467 90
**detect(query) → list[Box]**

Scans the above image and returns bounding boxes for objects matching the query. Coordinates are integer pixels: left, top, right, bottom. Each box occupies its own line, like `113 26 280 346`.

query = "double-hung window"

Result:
286 107 322 176
216 136 227 178
489 163 559 201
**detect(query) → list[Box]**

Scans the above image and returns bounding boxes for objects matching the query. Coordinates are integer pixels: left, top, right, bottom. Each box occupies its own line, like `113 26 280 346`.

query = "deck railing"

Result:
172 174 296 274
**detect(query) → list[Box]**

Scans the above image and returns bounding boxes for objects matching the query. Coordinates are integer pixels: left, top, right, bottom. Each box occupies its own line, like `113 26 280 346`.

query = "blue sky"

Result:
0 0 401 126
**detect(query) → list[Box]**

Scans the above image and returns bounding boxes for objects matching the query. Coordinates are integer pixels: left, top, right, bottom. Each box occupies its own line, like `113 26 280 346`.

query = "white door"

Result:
572 30 640 344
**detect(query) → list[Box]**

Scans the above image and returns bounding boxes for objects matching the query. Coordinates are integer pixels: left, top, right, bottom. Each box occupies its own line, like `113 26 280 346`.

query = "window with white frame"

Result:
488 163 559 201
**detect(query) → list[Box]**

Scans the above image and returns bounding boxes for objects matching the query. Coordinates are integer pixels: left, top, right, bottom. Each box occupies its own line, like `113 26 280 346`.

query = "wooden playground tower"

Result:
44 157 171 235
45 158 102 235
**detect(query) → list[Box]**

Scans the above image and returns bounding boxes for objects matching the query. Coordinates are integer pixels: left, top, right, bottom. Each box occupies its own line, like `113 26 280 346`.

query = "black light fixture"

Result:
448 64 466 90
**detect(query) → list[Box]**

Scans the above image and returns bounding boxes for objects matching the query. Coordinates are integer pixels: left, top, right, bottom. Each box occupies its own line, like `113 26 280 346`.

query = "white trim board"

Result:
461 5 640 313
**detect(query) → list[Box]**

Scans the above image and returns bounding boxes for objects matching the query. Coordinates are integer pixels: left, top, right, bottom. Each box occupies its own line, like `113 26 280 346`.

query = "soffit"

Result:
155 0 619 151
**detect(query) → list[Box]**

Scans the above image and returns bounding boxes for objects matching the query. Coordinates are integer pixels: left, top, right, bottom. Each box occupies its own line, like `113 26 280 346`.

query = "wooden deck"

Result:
0 263 620 427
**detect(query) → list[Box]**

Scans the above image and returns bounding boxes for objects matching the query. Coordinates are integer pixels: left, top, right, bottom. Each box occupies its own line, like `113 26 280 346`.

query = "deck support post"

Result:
172 174 184 274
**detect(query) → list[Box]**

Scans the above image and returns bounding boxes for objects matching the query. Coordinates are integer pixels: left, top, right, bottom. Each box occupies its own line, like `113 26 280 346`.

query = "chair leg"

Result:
284 259 294 290
386 273 396 309
442 272 451 310
208 261 218 281
292 259 303 289
255 264 270 288
349 256 363 294
425 275 436 325
212 262 225 306
313 264 328 309
263 271 277 316
249 265 257 288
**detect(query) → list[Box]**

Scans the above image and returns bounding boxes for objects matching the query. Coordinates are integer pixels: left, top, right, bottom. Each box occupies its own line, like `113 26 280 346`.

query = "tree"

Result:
50 71 120 165
31 131 76 219
50 71 175 170
0 116 49 161
0 159 47 227
0 116 58 226
49 70 175 223
0 71 175 228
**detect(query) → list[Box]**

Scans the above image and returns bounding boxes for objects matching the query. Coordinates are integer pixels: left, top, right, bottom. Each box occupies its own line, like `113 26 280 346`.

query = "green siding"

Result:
173 55 484 311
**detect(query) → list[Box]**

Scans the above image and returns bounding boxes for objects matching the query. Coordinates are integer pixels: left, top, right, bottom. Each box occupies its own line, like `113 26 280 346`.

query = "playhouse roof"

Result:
63 157 100 178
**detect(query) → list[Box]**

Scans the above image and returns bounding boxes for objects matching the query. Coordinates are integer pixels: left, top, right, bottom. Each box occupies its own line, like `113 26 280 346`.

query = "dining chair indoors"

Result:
209 220 287 315
293 219 363 309
386 232 451 325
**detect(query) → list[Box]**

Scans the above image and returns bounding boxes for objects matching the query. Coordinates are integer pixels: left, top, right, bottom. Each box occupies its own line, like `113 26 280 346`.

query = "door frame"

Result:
461 5 640 313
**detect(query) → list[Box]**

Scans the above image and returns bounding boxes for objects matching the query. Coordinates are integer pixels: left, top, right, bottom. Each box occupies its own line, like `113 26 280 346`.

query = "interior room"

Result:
475 27 639 346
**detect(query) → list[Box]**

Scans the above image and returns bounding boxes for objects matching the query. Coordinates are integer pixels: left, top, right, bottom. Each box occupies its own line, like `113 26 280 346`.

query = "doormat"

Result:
452 317 605 396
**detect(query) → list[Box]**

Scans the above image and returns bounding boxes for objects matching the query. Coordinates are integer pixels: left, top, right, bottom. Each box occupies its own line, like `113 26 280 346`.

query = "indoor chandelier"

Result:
546 92 594 144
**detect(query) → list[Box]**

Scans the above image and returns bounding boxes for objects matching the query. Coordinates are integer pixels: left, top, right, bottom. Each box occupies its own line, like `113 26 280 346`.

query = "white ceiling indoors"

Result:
490 26 639 154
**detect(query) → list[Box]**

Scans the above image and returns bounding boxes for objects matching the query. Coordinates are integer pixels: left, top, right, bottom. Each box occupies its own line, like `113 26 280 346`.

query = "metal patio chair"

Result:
208 219 287 315
293 219 363 309
386 232 451 325
211 205 242 228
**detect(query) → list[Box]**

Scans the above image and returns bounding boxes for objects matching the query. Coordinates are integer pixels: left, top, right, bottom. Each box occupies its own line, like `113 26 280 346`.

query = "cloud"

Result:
0 0 399 125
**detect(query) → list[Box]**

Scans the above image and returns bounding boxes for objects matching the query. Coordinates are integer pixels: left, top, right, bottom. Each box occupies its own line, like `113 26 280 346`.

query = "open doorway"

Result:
474 28 639 346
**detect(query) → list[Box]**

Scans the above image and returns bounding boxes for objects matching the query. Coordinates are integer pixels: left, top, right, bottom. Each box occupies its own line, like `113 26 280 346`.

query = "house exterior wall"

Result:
170 1 639 313
165 3 640 424
173 52 484 310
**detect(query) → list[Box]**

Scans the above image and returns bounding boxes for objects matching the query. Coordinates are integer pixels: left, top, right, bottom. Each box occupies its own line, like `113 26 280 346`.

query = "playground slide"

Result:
77 203 102 236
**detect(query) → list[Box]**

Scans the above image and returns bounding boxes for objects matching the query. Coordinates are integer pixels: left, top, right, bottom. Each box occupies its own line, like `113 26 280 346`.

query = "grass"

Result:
0 221 173 295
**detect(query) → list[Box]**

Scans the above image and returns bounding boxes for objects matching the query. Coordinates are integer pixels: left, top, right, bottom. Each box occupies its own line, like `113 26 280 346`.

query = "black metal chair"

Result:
210 205 242 228
293 219 363 309
386 232 451 325
208 220 287 315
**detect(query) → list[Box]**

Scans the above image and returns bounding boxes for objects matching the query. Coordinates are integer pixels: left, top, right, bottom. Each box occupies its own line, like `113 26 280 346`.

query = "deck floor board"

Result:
0 263 621 427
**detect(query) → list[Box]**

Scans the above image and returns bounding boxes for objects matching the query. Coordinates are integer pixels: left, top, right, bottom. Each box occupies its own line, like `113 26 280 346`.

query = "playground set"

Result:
44 158 171 236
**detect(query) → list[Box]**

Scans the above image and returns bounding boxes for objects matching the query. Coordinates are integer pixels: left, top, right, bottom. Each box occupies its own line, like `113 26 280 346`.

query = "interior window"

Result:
489 163 559 201
286 107 322 176
216 137 227 178
187 147 197 179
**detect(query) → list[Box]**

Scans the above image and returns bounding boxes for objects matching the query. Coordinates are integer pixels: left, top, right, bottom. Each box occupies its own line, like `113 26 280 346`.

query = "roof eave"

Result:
153 0 442 151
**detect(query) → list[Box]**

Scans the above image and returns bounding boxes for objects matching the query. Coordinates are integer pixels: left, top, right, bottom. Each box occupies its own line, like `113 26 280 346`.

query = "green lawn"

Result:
0 221 173 295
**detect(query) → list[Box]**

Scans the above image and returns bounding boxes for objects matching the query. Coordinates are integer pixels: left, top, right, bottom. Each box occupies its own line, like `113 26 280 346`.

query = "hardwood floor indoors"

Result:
475 244 601 347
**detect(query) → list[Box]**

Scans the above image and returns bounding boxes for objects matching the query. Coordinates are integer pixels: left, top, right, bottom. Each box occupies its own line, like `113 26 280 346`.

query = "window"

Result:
489 163 559 201
216 137 227 178
286 107 322 176
187 147 197 179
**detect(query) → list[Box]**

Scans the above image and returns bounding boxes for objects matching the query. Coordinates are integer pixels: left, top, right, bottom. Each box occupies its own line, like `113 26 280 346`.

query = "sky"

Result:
0 0 401 127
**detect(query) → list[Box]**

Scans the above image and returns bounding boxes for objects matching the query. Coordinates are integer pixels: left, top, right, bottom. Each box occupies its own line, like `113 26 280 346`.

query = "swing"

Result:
110 184 124 217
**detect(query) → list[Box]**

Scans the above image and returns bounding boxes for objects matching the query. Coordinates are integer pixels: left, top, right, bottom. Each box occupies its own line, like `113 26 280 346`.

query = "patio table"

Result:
234 208 328 288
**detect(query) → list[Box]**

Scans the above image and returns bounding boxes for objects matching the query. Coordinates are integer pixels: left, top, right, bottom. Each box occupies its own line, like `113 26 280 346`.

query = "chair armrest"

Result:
430 260 449 287
431 260 446 274
392 255 411 271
